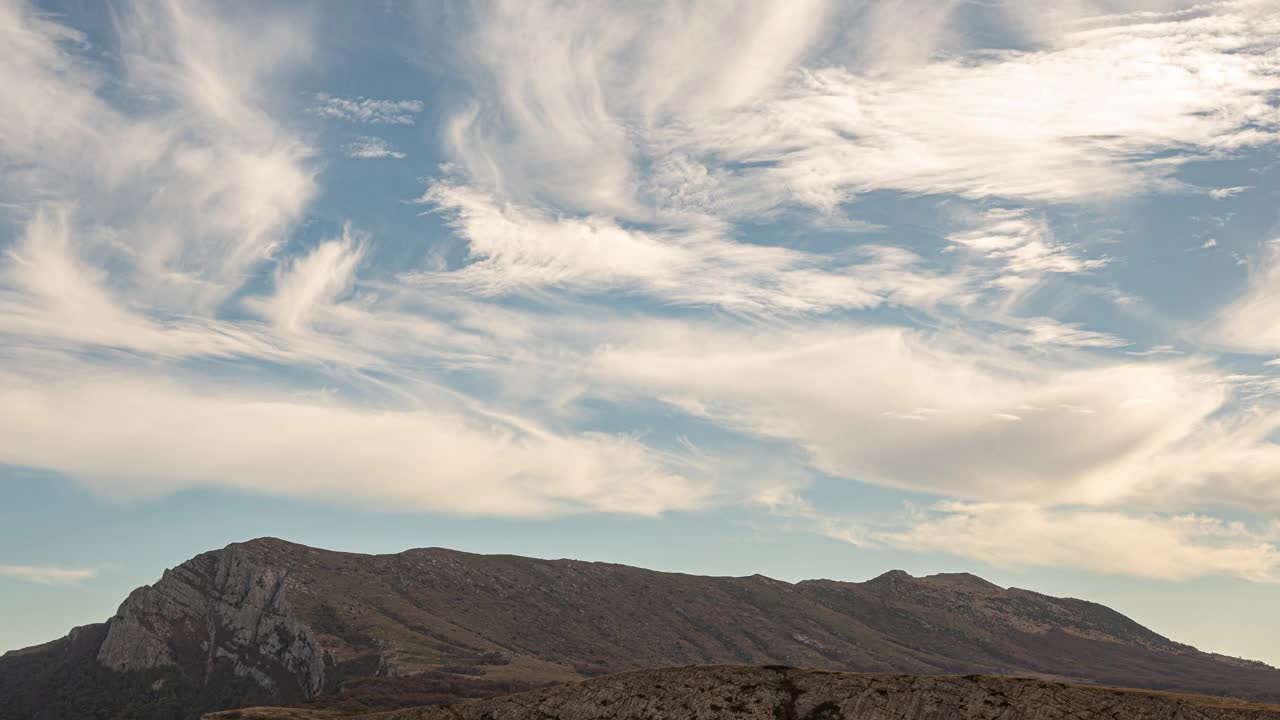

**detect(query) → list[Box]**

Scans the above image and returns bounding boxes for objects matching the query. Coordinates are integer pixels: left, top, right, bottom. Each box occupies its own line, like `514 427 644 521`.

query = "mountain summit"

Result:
2 538 1276 719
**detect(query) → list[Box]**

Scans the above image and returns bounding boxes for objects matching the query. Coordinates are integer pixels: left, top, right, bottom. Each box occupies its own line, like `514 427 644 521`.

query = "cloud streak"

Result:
0 565 96 585
414 183 959 314
0 367 710 517
827 502 1280 583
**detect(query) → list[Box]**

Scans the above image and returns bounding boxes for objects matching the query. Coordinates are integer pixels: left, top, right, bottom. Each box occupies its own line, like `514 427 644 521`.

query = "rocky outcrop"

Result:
344 666 1280 720
97 544 325 699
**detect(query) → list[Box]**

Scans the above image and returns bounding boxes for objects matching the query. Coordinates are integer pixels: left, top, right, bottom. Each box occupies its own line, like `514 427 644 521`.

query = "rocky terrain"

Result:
3 537 1279 719
206 666 1280 720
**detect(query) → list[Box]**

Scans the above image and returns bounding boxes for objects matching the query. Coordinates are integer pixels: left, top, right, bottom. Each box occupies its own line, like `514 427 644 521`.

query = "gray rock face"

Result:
373 666 1280 720
97 545 325 698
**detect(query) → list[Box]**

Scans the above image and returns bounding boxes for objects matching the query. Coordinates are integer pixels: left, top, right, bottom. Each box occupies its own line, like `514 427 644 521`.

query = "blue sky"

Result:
3 0 1280 666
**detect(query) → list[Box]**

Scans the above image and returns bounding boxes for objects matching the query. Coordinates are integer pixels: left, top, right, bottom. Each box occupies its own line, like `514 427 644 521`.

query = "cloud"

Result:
437 0 829 217
260 224 366 332
0 565 96 585
440 0 1280 222
0 208 279 360
774 476 1280 585
0 366 710 517
1210 186 1252 199
346 136 406 159
944 208 1110 300
678 4 1280 210
1125 345 1183 357
414 183 961 314
1016 318 1129 349
0 0 317 313
1202 238 1219 249
869 503 1280 583
1207 239 1280 353
590 320 1280 514
312 93 424 124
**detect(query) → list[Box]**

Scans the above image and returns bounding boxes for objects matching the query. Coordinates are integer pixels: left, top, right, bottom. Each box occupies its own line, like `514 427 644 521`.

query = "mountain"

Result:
207 665 1280 720
2 537 1277 719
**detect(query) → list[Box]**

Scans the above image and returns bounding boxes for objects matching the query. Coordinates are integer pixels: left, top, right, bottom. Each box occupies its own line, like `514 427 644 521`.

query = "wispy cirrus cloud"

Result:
1207 239 1280 354
440 0 830 217
913 505 1280 583
589 318 1280 518
412 183 961 314
944 208 1111 300
0 565 95 585
346 136 406 159
440 0 1280 219
1211 186 1253 200
0 0 317 313
1014 318 1130 350
312 93 423 124
0 0 716 518
679 4 1280 211
0 365 711 517
822 502 1280 583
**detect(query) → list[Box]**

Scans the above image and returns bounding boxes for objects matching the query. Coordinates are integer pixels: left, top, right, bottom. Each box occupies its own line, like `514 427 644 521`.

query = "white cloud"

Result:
346 136 406 159
590 320 1280 514
695 4 1280 208
1125 345 1184 357
0 565 96 585
312 93 424 124
260 225 366 332
1017 318 1129 349
414 183 961 314
1208 240 1280 353
0 0 317 313
1210 186 1253 199
0 208 278 360
0 367 709 517
439 0 1280 222
1202 238 1219 249
438 0 829 217
870 503 1280 582
944 208 1110 302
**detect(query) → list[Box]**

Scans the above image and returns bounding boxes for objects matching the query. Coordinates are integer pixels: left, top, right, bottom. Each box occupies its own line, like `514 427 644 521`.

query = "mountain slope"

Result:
2 537 1277 719
211 666 1280 720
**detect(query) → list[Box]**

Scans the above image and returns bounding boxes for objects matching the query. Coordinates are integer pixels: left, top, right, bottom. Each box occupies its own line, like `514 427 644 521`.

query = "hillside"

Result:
207 666 1280 720
2 537 1277 719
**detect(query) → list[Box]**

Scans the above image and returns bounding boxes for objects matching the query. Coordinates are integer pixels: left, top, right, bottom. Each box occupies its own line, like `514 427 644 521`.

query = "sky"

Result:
2 0 1280 667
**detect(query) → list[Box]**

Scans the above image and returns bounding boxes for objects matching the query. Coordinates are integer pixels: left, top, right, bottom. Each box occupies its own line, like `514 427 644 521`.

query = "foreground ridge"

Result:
208 665 1280 720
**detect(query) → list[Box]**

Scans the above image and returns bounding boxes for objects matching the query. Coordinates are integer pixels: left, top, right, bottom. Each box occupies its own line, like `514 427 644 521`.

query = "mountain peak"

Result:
867 569 914 584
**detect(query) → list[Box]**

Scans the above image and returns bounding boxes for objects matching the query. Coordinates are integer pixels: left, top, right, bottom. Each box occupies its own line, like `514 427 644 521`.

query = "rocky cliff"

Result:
0 543 328 720
211 666 1280 720
96 543 325 697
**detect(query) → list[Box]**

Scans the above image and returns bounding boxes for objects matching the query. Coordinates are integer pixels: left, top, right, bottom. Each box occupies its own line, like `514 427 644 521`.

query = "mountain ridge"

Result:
2 536 1277 720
